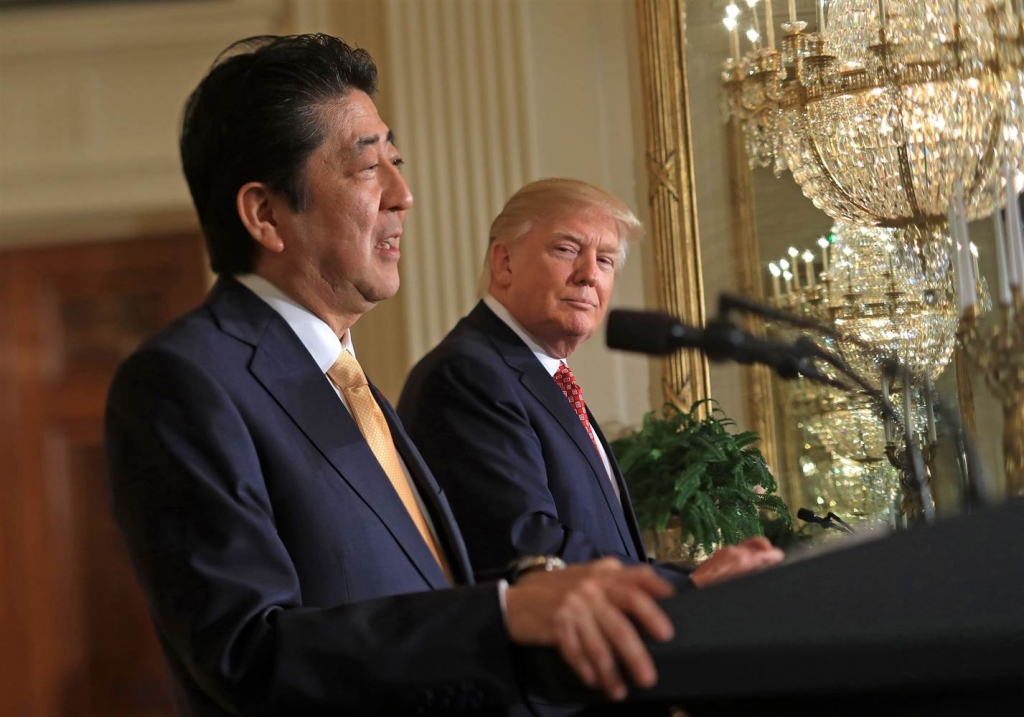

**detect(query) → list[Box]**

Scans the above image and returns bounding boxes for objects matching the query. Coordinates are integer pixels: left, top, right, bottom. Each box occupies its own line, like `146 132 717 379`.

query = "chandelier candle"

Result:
955 179 979 313
789 0 797 23
765 0 775 50
724 16 740 62
993 205 1012 307
818 236 830 274
803 250 816 288
769 262 782 298
1005 162 1024 293
747 0 762 43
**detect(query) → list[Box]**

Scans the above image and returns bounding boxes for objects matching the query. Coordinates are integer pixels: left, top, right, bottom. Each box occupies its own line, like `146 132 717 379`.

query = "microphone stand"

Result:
717 293 991 520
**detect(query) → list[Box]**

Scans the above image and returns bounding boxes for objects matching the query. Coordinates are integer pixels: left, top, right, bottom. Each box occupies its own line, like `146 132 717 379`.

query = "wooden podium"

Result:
525 499 1024 716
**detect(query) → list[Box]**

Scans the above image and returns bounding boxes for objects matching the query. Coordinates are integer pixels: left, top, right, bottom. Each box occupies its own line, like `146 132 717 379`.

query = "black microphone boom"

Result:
605 309 705 356
606 309 834 383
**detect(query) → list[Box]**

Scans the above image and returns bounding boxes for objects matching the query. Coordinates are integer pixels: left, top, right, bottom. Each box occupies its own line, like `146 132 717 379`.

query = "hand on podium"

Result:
505 557 675 701
689 536 785 589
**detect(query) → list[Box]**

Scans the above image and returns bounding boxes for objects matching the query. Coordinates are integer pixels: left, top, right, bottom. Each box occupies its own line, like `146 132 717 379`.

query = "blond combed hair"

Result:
478 178 644 295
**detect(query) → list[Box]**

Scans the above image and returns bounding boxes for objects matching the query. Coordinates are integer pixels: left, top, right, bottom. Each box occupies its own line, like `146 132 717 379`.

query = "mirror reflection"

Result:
685 0 1022 529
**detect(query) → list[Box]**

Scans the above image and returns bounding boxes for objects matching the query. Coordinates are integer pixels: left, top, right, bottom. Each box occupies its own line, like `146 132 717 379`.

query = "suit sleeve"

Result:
105 348 520 716
399 353 645 577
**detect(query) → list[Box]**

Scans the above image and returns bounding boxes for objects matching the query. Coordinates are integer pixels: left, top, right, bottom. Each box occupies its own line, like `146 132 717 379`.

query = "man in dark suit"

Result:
105 36 684 716
399 179 782 588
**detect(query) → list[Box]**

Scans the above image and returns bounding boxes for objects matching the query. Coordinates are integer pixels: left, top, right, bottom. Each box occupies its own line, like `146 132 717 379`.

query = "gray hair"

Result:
478 178 643 295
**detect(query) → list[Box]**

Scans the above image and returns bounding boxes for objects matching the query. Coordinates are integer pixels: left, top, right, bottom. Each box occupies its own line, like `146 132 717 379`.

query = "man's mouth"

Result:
375 236 400 251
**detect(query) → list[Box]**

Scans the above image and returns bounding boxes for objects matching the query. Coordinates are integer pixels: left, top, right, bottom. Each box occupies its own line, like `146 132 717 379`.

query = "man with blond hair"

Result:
399 178 782 588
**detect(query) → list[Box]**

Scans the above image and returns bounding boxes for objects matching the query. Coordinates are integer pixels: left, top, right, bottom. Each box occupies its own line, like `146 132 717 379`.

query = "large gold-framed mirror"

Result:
636 0 1017 523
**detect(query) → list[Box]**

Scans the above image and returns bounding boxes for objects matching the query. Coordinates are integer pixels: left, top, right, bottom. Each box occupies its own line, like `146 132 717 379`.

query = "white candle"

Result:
747 0 762 42
787 248 800 290
970 242 981 293
902 381 914 446
882 372 894 443
765 0 776 49
746 27 761 49
724 16 741 62
783 270 794 294
803 250 816 288
878 0 886 27
818 236 830 275
993 206 1012 306
955 179 978 312
789 0 797 23
925 380 937 443
818 0 826 32
1005 163 1024 290
769 262 782 298
948 202 966 316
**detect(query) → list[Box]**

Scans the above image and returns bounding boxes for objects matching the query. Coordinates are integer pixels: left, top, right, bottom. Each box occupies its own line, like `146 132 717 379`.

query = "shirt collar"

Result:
236 274 354 373
483 293 565 376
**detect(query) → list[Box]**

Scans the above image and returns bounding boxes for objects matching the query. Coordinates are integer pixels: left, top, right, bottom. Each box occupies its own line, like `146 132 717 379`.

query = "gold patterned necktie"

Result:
327 350 453 582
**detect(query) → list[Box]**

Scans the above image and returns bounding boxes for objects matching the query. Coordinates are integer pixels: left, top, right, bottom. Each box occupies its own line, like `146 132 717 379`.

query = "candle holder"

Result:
958 292 1024 496
885 438 935 524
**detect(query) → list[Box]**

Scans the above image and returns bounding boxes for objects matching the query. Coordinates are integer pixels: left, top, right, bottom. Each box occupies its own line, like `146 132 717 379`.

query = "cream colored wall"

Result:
0 0 284 248
0 0 659 431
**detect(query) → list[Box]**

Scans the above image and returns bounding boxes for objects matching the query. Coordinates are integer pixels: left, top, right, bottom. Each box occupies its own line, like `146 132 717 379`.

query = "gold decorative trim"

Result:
725 118 781 479
635 0 711 411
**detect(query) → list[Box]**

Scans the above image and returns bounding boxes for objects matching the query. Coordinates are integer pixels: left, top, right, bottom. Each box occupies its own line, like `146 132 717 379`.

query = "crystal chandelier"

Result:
765 223 963 520
722 0 1024 227
767 222 964 383
826 222 963 383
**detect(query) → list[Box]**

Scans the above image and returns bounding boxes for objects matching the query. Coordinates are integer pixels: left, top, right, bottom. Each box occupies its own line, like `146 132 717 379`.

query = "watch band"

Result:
505 555 567 584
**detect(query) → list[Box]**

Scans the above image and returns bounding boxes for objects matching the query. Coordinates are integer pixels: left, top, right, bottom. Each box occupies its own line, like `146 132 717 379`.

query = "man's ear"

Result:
489 241 513 288
237 181 285 253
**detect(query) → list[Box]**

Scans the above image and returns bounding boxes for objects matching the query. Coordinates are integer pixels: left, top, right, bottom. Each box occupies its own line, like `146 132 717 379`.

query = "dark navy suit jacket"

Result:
398 301 691 588
105 279 525 716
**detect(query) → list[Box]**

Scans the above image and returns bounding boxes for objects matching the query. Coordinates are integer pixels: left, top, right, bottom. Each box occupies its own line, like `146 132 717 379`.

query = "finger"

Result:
589 585 660 692
588 556 624 574
571 582 628 700
739 536 775 551
618 566 676 599
617 581 674 642
553 598 598 690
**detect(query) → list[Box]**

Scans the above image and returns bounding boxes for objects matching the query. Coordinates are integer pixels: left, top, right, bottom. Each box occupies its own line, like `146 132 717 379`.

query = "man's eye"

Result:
392 157 405 168
556 245 577 255
599 256 616 268
363 163 379 172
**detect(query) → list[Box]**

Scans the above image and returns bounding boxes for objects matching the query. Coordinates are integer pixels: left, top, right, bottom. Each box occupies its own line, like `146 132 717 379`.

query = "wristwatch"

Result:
505 555 567 584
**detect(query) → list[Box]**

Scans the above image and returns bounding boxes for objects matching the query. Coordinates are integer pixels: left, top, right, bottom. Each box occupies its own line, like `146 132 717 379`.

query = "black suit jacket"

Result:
398 301 690 587
106 279 527 716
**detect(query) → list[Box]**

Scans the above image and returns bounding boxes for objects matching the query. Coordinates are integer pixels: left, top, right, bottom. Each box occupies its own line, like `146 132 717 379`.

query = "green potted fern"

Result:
612 400 792 562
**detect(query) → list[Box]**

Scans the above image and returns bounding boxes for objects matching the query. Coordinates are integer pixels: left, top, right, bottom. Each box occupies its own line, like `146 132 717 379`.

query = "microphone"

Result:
797 508 855 534
606 309 826 381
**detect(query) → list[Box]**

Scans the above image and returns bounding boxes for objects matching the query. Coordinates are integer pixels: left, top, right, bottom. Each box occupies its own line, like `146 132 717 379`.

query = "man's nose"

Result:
382 162 414 211
572 252 598 286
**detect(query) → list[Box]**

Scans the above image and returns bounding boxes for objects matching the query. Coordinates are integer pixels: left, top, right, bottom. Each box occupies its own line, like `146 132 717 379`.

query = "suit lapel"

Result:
377 391 475 585
467 302 639 558
589 412 646 561
210 278 451 589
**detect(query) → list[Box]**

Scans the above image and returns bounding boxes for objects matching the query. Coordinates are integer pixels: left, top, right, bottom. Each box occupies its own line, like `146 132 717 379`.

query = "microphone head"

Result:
796 507 819 523
606 309 686 355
